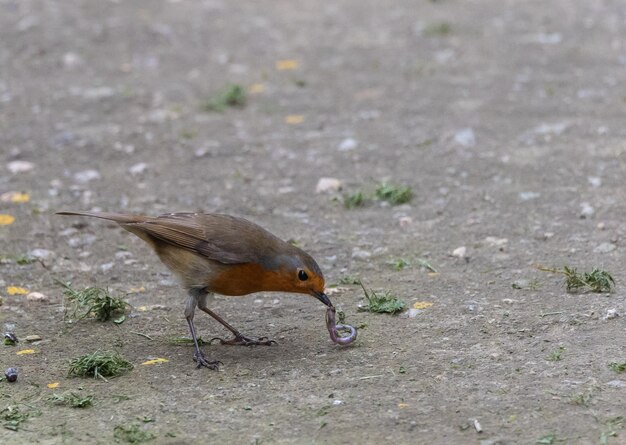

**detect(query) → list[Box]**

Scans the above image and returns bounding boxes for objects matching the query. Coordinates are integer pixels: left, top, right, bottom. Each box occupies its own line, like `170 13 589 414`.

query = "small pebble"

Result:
351 249 372 260
26 292 49 302
579 203 594 218
63 52 83 69
398 216 413 227
73 169 101 183
452 246 467 259
338 138 358 151
129 162 148 175
24 335 42 342
4 368 18 383
519 191 540 201
315 177 342 194
484 237 508 250
68 234 97 248
604 309 619 320
588 176 602 188
7 160 34 174
29 248 55 260
473 418 483 433
454 128 476 147
606 380 626 388
594 242 616 254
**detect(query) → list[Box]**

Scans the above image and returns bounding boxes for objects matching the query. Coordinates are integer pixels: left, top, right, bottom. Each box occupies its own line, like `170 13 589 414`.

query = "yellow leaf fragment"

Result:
0 214 16 225
0 191 30 203
16 349 36 355
427 272 440 277
7 286 29 295
142 358 169 365
137 306 148 311
413 301 434 310
47 382 60 389
285 115 305 124
398 403 408 409
275 59 299 70
249 83 265 94
128 286 146 293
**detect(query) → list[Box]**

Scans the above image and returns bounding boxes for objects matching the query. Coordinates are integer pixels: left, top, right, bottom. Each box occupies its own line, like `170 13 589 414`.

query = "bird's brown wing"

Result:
122 213 282 265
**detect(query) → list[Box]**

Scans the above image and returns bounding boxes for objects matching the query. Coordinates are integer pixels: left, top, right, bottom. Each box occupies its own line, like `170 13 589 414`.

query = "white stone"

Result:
580 203 594 218
338 138 358 151
129 162 148 175
604 309 619 320
351 249 372 260
484 236 508 248
454 128 476 147
26 292 48 302
594 242 616 254
315 177 342 194
7 160 35 173
519 191 540 201
73 169 101 183
452 246 467 258
588 176 602 188
29 248 54 260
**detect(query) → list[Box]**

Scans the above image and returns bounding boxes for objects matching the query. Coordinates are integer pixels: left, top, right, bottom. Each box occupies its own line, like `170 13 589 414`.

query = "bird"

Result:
56 211 334 369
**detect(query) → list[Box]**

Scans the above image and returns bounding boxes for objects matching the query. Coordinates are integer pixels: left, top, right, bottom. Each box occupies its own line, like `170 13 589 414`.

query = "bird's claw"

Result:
193 351 222 370
209 334 277 346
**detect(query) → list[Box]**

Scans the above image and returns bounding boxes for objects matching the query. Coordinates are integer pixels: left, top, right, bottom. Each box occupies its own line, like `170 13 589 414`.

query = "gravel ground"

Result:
1 1 625 444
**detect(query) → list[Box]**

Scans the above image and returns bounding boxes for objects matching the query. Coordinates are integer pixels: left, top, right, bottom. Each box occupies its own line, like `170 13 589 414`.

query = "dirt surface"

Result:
1 0 625 444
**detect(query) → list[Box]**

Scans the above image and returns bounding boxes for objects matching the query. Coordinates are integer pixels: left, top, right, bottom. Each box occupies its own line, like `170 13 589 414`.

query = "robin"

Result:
57 211 342 369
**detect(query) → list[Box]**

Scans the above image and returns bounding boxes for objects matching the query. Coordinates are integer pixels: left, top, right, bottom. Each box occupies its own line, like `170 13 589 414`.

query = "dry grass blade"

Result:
68 350 133 381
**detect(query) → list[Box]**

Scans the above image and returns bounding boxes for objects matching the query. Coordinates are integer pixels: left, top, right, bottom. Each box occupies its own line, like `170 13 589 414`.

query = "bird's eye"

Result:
298 269 308 281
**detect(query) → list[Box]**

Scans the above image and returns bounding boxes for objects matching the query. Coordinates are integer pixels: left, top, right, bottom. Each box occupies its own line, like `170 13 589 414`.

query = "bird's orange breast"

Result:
208 262 300 296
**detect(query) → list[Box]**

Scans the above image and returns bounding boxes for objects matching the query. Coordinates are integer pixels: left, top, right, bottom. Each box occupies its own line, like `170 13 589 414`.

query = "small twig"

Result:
130 331 153 341
358 375 384 380
540 311 565 318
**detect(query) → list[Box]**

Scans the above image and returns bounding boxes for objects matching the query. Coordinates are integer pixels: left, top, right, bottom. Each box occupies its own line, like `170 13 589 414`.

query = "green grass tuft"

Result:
1 406 30 431
375 183 413 205
343 191 367 209
49 392 94 408
608 361 626 373
201 84 246 112
114 423 156 443
388 258 410 271
546 346 565 362
68 350 133 380
358 282 406 314
60 281 129 322
423 22 452 36
538 266 615 293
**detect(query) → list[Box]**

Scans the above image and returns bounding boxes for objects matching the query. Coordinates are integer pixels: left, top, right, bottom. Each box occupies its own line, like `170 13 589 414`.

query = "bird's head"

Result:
261 248 331 307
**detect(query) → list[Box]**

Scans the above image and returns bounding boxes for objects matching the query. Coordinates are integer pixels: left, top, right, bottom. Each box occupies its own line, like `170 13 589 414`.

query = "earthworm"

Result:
326 306 357 345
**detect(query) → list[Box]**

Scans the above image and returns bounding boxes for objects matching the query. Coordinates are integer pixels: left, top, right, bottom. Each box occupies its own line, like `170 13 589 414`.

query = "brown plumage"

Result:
57 211 333 369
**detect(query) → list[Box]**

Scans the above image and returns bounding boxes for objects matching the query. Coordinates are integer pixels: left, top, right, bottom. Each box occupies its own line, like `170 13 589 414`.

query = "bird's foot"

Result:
193 350 222 370
209 333 276 346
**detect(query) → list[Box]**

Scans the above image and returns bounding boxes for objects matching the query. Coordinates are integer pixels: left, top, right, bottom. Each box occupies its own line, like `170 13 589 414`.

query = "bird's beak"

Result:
313 291 333 307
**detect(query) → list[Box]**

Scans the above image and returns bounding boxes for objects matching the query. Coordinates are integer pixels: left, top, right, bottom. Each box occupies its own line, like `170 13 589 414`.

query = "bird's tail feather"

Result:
56 211 147 224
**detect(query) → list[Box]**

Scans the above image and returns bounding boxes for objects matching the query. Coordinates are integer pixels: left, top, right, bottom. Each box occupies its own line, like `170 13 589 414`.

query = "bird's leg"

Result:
197 293 276 346
185 291 222 369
